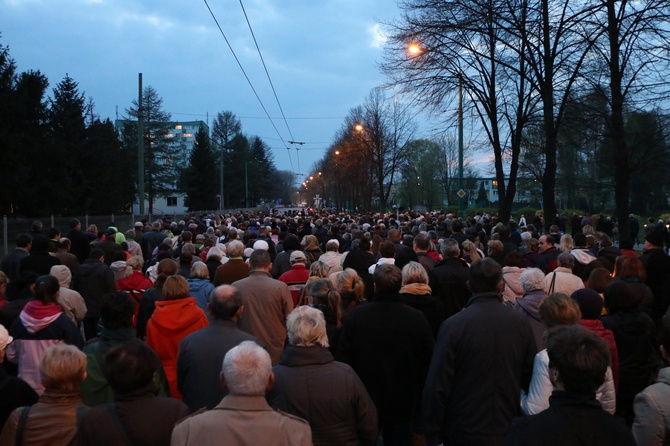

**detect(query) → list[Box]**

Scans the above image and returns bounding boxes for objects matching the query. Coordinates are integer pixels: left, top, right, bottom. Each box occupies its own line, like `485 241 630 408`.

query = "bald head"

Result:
208 285 243 320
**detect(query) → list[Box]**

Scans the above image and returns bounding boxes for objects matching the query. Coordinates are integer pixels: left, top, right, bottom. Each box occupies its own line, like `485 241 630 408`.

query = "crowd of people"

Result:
0 209 668 445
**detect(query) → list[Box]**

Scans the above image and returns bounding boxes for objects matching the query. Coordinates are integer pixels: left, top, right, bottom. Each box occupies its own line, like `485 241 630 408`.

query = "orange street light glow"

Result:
408 43 422 55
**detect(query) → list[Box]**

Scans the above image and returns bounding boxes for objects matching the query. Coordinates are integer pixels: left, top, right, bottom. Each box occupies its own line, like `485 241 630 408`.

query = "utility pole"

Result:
245 161 249 208
219 141 225 213
458 73 465 217
137 73 145 216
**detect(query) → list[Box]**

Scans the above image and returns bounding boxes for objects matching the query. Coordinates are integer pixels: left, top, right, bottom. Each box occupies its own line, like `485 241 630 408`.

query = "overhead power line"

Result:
202 0 295 173
238 0 302 175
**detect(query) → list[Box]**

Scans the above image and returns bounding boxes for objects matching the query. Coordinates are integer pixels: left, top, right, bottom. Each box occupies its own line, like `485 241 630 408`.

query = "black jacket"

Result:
336 292 434 426
268 345 378 446
428 257 471 320
506 391 636 446
422 292 536 446
72 259 115 318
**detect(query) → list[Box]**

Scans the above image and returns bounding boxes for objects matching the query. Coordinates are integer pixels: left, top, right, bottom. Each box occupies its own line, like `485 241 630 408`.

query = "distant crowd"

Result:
0 209 669 445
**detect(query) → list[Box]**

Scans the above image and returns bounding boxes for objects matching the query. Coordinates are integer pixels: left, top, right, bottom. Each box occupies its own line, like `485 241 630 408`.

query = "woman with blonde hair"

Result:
400 261 443 338
559 234 574 253
146 275 208 400
334 268 365 318
304 279 342 353
462 239 483 264
521 293 616 415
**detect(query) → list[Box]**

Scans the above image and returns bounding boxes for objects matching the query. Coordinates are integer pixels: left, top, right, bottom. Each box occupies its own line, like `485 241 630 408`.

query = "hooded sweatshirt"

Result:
6 300 84 393
146 297 208 400
502 266 525 303
50 265 87 324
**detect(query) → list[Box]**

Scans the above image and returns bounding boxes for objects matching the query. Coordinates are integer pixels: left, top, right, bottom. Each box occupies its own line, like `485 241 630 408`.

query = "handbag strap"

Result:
548 272 557 295
107 403 137 445
14 406 31 446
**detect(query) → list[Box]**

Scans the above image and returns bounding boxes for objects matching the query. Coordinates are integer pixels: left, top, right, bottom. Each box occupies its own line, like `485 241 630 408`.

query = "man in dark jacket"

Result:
388 228 418 270
428 238 471 320
66 218 91 264
536 235 560 273
640 231 670 323
177 285 257 413
141 221 167 261
422 258 536 446
505 325 635 446
337 264 434 446
0 233 31 281
72 249 116 340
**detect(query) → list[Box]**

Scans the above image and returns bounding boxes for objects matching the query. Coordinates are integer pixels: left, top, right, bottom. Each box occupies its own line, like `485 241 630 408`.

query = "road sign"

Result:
457 189 467 199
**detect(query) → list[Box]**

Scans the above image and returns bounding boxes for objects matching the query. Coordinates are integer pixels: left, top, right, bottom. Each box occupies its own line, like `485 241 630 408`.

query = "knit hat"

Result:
571 288 603 320
646 231 664 248
0 324 12 350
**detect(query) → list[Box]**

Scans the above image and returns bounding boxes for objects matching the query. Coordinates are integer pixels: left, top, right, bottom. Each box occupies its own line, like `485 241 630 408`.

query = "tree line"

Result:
0 37 295 217
377 0 670 235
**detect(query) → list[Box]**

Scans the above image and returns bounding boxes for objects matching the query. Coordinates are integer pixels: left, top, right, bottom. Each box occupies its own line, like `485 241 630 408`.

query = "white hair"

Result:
221 341 271 396
519 268 546 292
190 261 209 279
286 306 329 348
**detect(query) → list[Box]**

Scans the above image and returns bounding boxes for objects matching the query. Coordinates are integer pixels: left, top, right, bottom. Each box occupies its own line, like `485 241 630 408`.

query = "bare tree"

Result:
382 0 538 221
586 0 670 237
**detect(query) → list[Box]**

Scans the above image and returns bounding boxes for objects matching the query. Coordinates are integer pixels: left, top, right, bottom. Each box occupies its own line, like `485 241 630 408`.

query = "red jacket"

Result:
117 271 153 324
279 264 310 305
580 319 619 390
146 298 208 400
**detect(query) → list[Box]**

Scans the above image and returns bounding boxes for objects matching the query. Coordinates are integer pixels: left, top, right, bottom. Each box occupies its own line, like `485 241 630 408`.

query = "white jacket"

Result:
544 267 584 296
521 349 616 415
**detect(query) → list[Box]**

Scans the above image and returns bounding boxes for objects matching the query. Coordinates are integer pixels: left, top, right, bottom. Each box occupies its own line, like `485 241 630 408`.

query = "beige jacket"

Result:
171 394 312 446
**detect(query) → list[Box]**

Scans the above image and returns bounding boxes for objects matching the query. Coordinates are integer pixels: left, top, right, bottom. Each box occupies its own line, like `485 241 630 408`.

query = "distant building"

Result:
115 120 208 215
468 177 541 206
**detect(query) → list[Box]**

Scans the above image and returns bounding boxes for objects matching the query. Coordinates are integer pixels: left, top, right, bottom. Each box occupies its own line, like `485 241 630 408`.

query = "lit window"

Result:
167 197 178 207
166 133 174 138
183 133 193 138
175 125 182 130
492 180 498 187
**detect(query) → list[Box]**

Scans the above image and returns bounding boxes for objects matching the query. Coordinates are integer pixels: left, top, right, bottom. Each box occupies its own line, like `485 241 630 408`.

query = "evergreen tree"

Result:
83 118 134 214
181 126 218 210
212 111 242 209
122 86 184 213
12 70 49 216
46 74 87 213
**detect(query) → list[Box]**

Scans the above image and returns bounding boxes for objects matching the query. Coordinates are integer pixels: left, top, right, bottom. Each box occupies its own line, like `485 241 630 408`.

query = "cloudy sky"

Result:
2 0 438 177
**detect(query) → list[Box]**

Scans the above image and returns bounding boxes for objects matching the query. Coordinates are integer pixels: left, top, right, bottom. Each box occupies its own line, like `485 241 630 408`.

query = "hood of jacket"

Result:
50 264 72 288
110 260 127 273
571 248 596 265
19 300 63 334
117 271 152 291
279 344 334 367
502 267 525 296
515 289 547 321
186 278 213 293
151 297 206 332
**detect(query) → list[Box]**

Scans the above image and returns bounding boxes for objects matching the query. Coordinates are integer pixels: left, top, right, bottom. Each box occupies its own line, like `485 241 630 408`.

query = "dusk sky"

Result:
2 0 446 178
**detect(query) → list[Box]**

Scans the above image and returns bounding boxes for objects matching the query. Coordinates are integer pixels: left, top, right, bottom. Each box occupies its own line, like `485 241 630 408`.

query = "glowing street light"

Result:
407 43 422 56
354 123 364 132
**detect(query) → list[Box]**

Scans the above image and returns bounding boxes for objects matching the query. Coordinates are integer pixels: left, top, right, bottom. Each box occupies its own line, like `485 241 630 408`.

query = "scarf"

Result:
400 283 432 295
